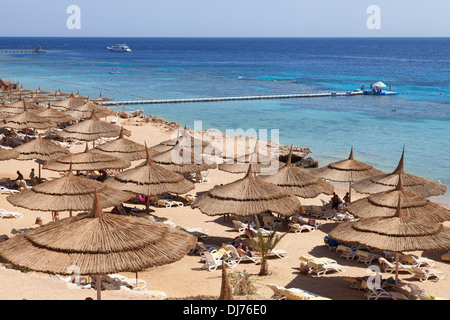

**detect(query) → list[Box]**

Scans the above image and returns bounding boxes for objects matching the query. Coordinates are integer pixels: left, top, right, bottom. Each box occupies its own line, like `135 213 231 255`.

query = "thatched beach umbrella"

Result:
346 172 450 223
64 97 116 120
37 103 76 124
53 89 70 97
91 127 148 161
150 128 214 154
192 163 303 219
43 142 131 172
0 97 45 115
311 147 384 202
151 140 217 174
7 167 133 216
52 93 86 111
0 147 19 161
329 197 450 284
105 145 195 212
258 146 334 199
73 91 89 100
219 152 283 176
34 87 51 95
12 136 70 178
0 191 196 300
57 111 130 145
0 101 55 132
352 147 446 198
92 92 114 102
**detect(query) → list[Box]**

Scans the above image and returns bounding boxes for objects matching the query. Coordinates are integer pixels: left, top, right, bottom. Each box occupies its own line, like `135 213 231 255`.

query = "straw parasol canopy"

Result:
0 147 19 161
192 163 304 218
329 197 450 283
92 92 114 102
105 144 195 211
12 135 70 177
7 168 133 214
43 142 131 172
311 147 384 202
258 146 334 199
151 139 217 174
219 152 283 175
91 127 149 161
0 97 45 115
53 89 70 97
63 97 116 120
0 191 197 300
37 103 76 124
57 111 130 142
52 93 86 111
45 93 64 103
34 87 51 95
0 111 8 120
352 147 447 198
345 172 450 223
73 91 89 100
150 128 215 154
0 102 55 131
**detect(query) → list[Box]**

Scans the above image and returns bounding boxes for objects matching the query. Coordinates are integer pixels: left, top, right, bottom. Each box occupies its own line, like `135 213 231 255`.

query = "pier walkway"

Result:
99 91 364 106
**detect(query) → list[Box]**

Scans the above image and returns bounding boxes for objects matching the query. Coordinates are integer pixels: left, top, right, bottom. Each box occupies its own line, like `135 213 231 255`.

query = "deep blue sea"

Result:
0 37 449 203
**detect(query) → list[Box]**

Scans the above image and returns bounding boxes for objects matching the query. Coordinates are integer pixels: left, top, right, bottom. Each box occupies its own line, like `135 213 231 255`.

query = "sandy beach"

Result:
0 116 449 301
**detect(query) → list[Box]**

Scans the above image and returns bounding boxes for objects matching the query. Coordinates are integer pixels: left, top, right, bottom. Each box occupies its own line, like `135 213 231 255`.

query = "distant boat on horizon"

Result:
107 44 131 52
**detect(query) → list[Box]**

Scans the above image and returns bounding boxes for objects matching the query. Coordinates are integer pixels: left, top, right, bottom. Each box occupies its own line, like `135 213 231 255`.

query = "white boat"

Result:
107 44 131 52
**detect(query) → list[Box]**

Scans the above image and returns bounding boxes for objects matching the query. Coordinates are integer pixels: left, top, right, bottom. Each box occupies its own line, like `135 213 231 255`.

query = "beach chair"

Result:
227 244 260 264
324 236 340 251
441 251 450 262
400 254 435 268
109 274 146 291
356 250 380 265
202 250 241 271
266 284 287 300
410 267 444 283
406 283 426 300
288 222 315 234
0 209 24 219
198 170 210 183
232 219 257 233
284 288 320 300
378 257 413 274
307 260 346 276
0 186 19 195
365 287 408 300
268 249 288 259
180 226 209 240
337 245 357 260
262 216 281 231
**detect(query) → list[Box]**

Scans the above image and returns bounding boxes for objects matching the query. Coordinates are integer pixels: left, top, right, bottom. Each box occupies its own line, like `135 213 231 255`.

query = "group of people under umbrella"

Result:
0 85 449 299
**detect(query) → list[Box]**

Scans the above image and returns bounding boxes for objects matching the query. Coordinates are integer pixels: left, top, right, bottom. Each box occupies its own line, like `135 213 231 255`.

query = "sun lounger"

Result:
365 287 408 300
337 245 357 260
268 249 288 259
201 251 240 271
323 236 340 251
156 199 184 208
356 250 381 265
227 244 261 264
0 186 20 195
288 222 315 233
0 209 24 219
262 216 281 230
400 254 435 268
307 259 346 276
266 284 287 300
232 220 256 232
299 255 337 265
198 170 210 183
180 226 209 240
410 267 444 282
285 288 323 300
442 251 450 262
109 274 146 291
378 257 413 274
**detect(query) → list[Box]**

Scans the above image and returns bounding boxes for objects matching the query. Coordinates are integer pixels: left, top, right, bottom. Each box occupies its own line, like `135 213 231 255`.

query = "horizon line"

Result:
1 35 450 39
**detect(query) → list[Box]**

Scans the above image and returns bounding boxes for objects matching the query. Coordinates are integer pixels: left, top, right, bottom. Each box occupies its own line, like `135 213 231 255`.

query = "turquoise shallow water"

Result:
0 37 449 203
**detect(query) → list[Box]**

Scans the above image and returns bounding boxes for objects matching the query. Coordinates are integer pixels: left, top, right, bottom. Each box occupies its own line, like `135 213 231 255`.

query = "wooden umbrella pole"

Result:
69 209 72 217
146 196 150 213
348 181 352 203
395 253 399 285
96 274 102 300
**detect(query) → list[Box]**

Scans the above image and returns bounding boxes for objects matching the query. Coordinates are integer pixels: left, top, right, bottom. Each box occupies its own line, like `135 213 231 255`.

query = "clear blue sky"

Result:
1 0 449 37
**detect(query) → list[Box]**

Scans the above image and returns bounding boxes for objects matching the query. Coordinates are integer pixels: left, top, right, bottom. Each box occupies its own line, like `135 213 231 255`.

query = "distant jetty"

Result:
0 45 45 54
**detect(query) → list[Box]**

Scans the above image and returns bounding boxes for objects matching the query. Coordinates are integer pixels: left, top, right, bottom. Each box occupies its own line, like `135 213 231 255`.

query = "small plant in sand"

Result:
227 270 258 296
248 216 286 276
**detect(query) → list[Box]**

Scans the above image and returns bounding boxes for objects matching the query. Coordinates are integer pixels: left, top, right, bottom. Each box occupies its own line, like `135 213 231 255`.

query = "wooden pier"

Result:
99 90 364 106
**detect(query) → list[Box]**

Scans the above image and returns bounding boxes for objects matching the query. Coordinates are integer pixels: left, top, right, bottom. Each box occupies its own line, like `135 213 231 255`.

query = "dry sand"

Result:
0 117 449 300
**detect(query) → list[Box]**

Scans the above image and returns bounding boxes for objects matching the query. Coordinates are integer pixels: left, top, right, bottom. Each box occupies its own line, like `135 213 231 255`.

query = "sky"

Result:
1 0 450 37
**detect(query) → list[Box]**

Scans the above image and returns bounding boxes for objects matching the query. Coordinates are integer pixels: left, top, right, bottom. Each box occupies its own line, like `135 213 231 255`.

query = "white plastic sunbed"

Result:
0 209 24 219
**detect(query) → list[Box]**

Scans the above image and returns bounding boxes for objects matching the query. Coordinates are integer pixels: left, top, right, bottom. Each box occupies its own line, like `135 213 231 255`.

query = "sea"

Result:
0 37 449 204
